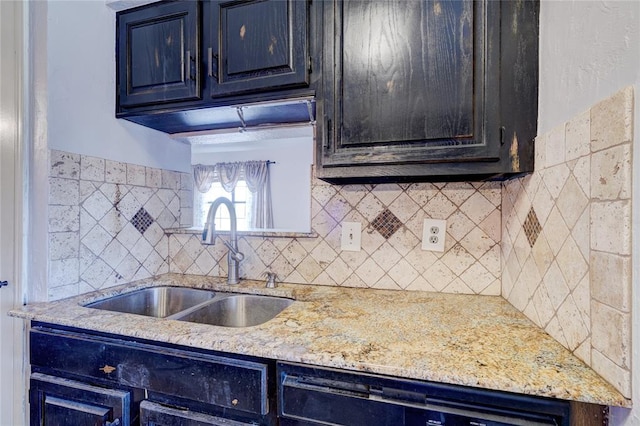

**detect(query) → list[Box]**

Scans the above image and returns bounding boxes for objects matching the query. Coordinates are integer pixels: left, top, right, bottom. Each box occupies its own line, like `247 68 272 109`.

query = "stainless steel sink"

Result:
85 287 294 327
174 294 294 327
86 286 216 318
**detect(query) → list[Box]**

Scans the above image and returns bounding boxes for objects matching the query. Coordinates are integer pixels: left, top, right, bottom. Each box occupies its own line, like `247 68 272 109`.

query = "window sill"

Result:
165 227 318 239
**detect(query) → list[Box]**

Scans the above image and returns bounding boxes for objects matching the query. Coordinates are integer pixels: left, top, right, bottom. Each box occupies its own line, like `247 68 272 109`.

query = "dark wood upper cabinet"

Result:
116 0 312 133
315 0 539 183
204 0 309 98
117 1 201 108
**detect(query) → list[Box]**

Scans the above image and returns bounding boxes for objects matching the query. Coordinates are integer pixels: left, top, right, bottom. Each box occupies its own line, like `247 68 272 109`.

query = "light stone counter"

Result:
10 273 629 407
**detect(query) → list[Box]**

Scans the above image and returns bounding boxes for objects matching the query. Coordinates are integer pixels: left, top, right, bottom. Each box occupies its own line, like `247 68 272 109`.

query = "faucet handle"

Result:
264 272 278 288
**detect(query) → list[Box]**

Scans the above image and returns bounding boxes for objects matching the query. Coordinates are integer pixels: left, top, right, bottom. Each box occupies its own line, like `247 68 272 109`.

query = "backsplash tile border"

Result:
169 179 503 296
48 150 193 301
502 86 634 398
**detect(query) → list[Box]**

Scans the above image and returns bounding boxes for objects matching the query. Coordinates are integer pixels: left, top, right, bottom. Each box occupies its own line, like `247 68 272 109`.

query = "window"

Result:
196 180 253 231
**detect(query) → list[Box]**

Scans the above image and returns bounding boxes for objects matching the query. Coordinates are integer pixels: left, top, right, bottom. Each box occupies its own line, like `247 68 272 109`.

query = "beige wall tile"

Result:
590 251 631 312
564 109 591 161
590 200 631 255
556 175 589 228
80 156 105 182
591 301 630 369
591 86 634 152
591 349 631 399
591 144 632 200
545 122 566 167
556 295 589 351
51 150 79 179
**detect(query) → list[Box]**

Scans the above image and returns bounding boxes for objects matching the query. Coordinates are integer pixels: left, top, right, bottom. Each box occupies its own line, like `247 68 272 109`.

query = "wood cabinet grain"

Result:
315 0 539 183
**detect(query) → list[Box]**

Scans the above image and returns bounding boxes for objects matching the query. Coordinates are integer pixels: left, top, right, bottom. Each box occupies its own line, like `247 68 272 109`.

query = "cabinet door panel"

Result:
118 1 201 107
30 372 130 426
205 0 309 97
341 0 474 145
226 1 290 75
322 0 494 167
313 0 540 183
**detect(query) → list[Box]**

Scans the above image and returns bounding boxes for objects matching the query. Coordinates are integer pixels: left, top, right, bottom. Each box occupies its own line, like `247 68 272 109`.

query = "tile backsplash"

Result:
502 86 634 398
169 180 503 294
48 150 193 300
45 86 633 399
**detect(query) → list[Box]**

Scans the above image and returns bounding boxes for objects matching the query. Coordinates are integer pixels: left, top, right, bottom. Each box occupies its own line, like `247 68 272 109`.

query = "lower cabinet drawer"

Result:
30 372 131 426
140 400 253 426
30 326 270 416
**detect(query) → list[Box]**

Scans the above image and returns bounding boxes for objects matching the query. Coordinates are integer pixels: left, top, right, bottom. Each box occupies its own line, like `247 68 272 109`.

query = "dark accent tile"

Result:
523 207 541 248
371 209 402 239
131 207 154 235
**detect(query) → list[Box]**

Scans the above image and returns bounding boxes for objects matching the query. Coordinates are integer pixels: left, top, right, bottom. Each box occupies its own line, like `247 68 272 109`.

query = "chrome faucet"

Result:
202 197 244 285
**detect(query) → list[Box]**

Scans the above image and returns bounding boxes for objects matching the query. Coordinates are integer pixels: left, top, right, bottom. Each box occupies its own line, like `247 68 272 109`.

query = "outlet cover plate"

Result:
341 222 361 252
422 219 446 252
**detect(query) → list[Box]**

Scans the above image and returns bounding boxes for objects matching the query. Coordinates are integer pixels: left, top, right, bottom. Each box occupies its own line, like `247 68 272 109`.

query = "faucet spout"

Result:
202 197 243 285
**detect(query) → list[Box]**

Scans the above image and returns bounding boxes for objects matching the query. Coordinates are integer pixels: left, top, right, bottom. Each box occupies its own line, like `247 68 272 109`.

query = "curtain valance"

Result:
193 161 273 228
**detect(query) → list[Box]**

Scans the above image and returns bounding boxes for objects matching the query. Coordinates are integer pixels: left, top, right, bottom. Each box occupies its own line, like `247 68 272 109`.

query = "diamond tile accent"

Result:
522 208 541 248
131 208 154 235
371 209 402 239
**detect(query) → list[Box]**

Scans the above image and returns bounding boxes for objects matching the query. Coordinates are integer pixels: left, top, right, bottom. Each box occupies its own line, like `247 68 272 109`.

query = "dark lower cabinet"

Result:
29 323 606 426
29 323 277 426
30 373 131 426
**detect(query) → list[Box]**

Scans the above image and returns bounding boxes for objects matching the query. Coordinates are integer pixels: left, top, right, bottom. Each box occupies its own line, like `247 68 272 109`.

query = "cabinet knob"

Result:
99 365 116 374
231 398 239 406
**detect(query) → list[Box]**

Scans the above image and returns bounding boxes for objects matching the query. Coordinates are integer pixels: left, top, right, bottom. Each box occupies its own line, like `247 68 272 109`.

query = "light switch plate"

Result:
421 219 446 252
341 222 361 251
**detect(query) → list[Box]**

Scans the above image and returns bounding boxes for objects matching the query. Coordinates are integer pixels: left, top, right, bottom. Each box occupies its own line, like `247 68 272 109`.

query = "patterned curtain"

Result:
244 161 273 229
193 164 216 193
192 161 274 229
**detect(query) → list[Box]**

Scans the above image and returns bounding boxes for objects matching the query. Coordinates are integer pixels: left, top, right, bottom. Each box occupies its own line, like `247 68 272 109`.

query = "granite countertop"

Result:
10 273 629 407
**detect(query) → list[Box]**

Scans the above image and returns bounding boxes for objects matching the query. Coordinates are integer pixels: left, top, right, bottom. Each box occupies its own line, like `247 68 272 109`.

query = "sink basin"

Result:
175 294 294 327
86 286 216 318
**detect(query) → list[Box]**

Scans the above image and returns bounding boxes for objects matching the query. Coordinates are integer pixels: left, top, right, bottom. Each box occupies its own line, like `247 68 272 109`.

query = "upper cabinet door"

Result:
204 0 310 98
316 0 538 183
117 1 201 107
320 1 497 167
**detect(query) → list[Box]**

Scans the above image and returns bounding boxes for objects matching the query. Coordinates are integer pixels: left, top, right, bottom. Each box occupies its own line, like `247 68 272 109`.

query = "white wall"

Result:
43 0 190 172
538 0 639 134
537 1 640 423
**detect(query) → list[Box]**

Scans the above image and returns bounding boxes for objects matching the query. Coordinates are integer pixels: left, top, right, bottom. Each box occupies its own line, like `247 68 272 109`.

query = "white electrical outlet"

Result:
421 219 446 252
341 222 361 251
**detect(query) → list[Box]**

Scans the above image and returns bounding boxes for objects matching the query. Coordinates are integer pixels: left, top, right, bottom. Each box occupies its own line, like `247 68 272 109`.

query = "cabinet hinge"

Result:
500 126 506 146
308 56 313 74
